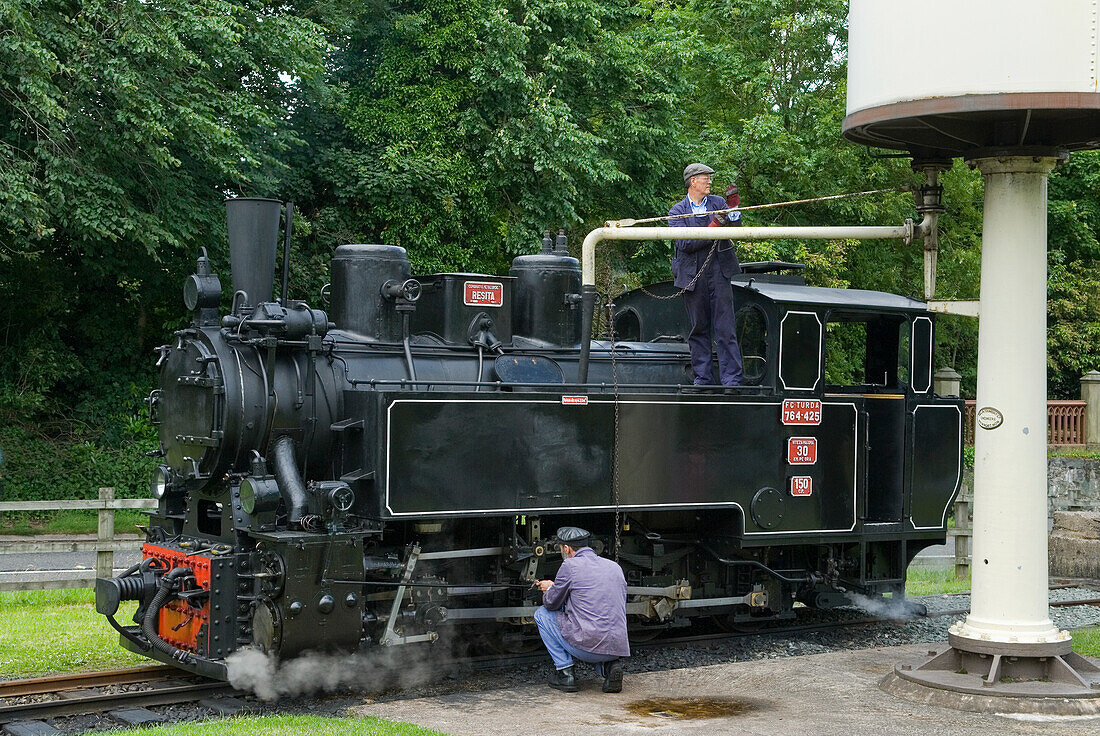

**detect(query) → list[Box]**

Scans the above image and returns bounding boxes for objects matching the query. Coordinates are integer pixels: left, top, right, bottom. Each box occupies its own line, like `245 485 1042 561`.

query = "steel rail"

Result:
460 596 1100 673
0 677 234 724
0 665 176 698
907 596 1100 621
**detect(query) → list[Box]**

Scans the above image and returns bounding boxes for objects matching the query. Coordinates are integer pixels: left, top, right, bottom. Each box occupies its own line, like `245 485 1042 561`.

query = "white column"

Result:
952 156 1066 645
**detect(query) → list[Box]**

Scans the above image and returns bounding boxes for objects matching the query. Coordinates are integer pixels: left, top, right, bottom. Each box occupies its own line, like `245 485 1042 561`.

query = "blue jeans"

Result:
533 605 619 673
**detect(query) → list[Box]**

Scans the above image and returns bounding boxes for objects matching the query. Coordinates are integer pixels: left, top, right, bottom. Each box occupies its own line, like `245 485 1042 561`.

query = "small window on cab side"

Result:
735 305 768 386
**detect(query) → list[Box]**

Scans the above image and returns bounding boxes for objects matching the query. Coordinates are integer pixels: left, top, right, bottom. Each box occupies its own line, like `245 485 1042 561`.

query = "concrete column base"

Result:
883 643 1100 714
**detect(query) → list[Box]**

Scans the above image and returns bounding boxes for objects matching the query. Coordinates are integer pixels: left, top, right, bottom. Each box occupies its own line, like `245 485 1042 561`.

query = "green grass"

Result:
1072 625 1100 657
0 589 147 676
117 716 451 736
0 597 451 735
902 571 1100 658
905 567 972 596
1049 448 1100 460
0 509 147 535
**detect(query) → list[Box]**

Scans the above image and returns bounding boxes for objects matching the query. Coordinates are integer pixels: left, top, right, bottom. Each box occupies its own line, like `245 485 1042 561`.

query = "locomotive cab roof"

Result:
733 279 928 314
613 266 936 396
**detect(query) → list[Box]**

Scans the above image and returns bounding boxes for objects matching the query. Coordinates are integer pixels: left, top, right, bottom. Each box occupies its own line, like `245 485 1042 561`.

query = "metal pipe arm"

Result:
575 218 929 381
581 222 920 286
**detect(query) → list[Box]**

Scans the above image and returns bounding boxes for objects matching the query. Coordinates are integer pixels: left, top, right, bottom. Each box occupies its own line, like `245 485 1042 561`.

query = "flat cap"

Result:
683 163 715 185
556 526 592 547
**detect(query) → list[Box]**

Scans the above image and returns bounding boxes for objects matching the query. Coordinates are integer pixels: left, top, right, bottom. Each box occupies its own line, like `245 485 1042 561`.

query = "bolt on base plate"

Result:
881 640 1100 715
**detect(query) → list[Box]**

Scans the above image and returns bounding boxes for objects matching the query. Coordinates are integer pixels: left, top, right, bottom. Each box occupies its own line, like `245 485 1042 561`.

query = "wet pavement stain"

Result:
624 697 758 721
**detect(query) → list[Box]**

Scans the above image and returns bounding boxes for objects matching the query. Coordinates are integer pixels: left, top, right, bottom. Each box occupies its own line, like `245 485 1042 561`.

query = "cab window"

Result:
735 305 768 385
824 313 909 391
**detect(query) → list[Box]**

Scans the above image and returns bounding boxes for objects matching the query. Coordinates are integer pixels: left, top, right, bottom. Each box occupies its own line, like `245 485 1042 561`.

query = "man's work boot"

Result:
602 659 623 693
548 666 578 692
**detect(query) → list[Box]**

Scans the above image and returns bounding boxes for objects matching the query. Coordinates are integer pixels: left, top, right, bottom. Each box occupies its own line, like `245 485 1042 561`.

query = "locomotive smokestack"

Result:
225 197 282 308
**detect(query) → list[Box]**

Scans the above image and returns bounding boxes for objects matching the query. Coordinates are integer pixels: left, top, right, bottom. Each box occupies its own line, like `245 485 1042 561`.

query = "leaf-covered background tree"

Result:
1 0 1099 502
279 0 689 290
0 0 327 498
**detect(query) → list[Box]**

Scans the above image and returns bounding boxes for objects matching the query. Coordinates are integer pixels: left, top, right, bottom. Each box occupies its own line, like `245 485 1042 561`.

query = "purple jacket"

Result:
543 547 630 657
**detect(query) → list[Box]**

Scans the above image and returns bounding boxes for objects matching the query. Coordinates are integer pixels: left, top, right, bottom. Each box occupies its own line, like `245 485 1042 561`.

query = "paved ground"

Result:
909 532 956 569
352 644 1100 736
0 534 142 586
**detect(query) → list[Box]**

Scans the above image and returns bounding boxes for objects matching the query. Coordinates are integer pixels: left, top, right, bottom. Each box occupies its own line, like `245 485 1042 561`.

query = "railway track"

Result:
0 665 238 726
929 596 1100 620
457 591 1100 672
4 591 1097 728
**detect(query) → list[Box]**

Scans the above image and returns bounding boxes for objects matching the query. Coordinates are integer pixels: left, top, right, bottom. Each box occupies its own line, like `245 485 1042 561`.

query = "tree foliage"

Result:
0 0 327 421
2 0 1100 479
277 0 688 292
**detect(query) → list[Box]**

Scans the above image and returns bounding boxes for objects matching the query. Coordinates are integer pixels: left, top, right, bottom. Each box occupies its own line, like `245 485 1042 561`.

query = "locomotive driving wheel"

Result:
484 628 544 654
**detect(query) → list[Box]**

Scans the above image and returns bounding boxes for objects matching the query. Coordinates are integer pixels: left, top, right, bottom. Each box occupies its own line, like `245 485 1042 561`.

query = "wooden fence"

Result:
0 488 156 592
963 400 1087 446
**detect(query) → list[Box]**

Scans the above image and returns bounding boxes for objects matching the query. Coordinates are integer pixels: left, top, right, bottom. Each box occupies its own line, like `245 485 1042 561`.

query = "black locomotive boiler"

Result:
96 198 962 678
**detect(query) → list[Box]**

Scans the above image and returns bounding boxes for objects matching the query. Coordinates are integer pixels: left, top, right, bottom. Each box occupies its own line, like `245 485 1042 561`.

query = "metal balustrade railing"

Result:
963 400 1088 447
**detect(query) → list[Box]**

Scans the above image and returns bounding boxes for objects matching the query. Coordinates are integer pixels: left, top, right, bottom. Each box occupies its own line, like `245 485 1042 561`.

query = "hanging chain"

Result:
638 241 718 301
601 267 623 563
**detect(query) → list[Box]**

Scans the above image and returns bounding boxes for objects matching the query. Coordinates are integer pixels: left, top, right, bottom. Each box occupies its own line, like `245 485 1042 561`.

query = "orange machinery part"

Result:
141 544 212 653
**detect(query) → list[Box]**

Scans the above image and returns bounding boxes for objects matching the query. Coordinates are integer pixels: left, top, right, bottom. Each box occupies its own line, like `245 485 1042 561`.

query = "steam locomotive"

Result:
96 198 962 679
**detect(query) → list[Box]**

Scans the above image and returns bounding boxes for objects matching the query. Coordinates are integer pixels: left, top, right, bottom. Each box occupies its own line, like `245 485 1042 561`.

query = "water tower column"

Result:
950 156 1066 649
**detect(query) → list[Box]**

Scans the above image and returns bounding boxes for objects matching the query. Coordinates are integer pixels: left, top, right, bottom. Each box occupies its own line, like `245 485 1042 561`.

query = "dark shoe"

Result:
602 660 623 693
548 666 578 692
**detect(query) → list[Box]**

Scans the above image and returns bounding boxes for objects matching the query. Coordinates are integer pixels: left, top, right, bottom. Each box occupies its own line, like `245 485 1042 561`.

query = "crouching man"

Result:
534 526 630 693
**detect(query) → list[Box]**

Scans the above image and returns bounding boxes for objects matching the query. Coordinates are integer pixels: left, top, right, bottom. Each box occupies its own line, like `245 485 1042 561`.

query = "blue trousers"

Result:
683 265 742 385
533 606 619 673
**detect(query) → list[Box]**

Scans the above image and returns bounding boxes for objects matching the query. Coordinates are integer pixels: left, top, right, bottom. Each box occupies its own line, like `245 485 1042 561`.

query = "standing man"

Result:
668 163 743 386
534 526 629 693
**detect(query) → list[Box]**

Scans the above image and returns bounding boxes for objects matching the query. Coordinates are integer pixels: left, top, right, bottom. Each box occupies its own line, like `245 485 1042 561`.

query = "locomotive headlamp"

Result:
151 465 172 499
183 273 222 311
183 247 222 314
240 476 282 515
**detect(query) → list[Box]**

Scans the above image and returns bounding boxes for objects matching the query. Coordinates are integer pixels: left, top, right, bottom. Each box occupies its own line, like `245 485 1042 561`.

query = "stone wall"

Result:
955 457 1099 527
1049 511 1100 580
1047 457 1100 513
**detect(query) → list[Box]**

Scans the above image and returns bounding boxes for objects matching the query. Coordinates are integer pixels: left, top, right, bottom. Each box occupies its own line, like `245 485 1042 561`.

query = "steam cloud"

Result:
845 591 925 619
227 646 449 700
